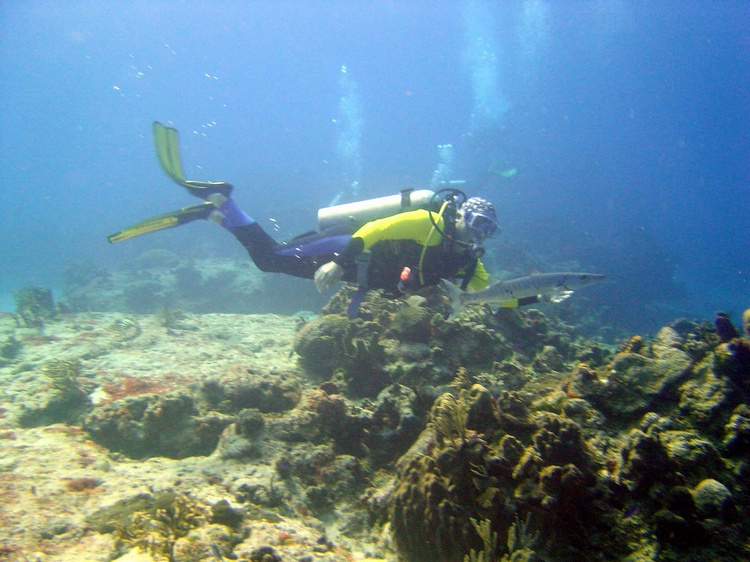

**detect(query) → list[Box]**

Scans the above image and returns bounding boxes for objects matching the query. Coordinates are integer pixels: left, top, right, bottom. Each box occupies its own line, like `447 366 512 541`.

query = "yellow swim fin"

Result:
153 121 187 183
107 202 218 243
152 121 233 199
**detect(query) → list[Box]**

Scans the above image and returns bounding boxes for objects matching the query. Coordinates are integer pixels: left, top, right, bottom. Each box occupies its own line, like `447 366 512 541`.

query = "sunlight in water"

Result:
463 0 509 131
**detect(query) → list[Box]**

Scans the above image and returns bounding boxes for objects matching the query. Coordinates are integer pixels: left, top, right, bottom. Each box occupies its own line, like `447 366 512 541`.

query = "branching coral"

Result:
430 390 470 446
450 366 473 391
505 513 539 558
464 518 498 562
42 358 83 394
464 514 540 562
110 317 142 341
114 492 208 561
17 357 90 427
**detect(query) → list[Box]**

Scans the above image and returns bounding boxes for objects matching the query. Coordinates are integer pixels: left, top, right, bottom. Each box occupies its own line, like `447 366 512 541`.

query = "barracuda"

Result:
442 272 606 319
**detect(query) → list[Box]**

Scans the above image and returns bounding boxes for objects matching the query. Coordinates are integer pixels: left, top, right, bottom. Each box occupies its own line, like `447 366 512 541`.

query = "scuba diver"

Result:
108 123 500 314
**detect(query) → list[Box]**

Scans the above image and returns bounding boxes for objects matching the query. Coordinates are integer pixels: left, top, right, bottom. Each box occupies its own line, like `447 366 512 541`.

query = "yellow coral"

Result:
430 390 470 446
42 358 82 393
114 492 208 561
450 366 472 391
464 518 498 562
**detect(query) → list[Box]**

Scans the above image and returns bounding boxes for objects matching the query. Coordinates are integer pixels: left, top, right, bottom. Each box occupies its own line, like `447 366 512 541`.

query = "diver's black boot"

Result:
181 179 234 201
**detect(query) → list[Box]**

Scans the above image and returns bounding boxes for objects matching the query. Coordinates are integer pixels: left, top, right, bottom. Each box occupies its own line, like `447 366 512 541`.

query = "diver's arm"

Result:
332 236 365 267
465 259 491 292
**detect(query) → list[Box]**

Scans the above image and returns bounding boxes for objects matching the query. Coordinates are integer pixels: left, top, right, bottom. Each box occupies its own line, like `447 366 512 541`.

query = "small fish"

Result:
443 272 606 319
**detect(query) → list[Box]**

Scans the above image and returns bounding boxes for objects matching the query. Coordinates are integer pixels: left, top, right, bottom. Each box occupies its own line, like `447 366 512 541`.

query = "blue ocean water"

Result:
1 1 748 335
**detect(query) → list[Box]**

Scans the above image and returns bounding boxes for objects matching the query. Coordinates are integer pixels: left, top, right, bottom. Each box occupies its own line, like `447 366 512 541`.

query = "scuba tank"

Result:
317 188 439 233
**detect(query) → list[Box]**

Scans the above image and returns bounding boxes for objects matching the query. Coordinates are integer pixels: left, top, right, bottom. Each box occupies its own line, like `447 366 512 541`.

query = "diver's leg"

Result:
151 123 324 277
227 222 281 270
208 200 290 271
211 198 254 229
227 223 326 279
167 189 321 278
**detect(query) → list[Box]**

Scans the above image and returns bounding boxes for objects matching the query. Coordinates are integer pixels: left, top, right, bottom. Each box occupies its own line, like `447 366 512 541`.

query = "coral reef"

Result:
200 372 302 414
293 310 389 397
379 384 593 562
84 392 233 459
0 332 21 364
292 286 585 399
368 310 750 562
111 491 209 561
42 358 84 394
465 515 540 562
13 286 57 328
569 327 694 421
711 311 750 394
3 285 750 562
17 357 91 427
293 313 356 376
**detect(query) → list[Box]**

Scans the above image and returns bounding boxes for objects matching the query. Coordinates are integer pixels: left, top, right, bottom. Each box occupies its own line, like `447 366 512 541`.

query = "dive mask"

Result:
464 210 500 239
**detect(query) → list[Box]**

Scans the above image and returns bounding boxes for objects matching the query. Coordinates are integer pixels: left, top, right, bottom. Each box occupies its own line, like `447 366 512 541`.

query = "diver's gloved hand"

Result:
314 262 345 292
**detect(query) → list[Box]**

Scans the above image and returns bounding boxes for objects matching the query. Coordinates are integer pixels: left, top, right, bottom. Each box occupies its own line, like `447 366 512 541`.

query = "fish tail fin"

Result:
441 279 465 320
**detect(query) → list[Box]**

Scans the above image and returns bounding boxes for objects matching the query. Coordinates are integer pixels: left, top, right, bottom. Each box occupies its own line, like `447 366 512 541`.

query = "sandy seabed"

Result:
0 311 382 562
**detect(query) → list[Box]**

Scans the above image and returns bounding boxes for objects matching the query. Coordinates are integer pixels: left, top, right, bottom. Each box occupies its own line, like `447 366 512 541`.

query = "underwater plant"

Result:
42 358 83 394
110 316 142 341
464 514 540 562
17 357 90 427
464 518 498 562
113 492 208 561
430 389 471 446
504 514 540 560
